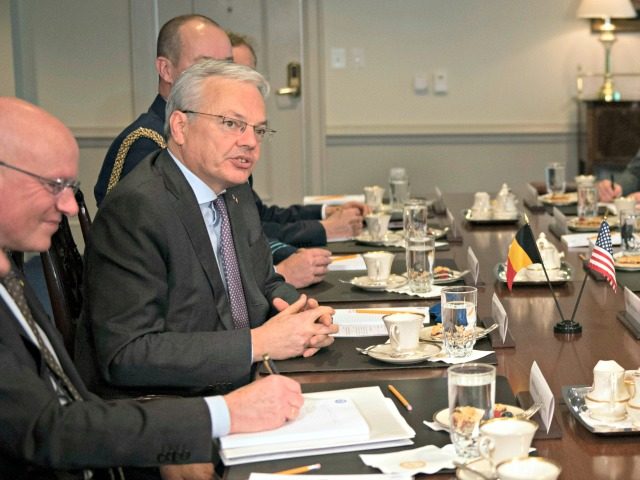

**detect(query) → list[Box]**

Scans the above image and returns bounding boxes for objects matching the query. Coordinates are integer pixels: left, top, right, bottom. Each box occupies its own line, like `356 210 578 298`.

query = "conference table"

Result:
224 192 640 480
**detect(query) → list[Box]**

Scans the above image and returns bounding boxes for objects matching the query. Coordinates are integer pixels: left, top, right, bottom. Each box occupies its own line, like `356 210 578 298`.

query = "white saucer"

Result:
355 231 403 246
350 274 408 291
456 458 495 480
366 342 441 364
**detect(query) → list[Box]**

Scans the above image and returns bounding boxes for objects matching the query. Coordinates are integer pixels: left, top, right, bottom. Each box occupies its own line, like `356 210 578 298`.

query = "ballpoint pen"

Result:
262 353 279 375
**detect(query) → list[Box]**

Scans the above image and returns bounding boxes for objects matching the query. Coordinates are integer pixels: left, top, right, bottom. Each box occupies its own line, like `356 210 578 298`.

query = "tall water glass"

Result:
448 363 496 459
544 163 566 196
405 235 435 293
621 210 639 252
441 286 477 357
577 185 598 218
403 199 429 239
389 167 410 210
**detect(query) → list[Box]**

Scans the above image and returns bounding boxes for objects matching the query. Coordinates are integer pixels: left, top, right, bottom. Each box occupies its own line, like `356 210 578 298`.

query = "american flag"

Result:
588 219 617 292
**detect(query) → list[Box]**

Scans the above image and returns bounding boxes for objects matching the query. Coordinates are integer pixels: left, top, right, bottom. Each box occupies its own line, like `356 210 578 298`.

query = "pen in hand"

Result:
262 353 280 375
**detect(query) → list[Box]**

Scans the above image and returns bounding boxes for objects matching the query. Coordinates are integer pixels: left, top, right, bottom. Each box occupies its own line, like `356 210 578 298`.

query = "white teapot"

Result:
586 360 629 422
536 232 564 270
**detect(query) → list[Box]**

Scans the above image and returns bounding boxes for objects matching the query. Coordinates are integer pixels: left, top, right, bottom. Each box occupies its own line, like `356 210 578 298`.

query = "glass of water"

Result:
405 235 435 293
577 185 598 218
448 363 496 459
620 210 639 252
389 167 410 210
441 286 477 357
544 162 566 196
402 198 429 239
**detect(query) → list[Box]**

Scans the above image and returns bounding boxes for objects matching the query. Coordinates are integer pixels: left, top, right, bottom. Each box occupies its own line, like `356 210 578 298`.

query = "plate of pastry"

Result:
432 266 467 285
567 216 618 232
433 403 525 429
539 192 577 206
613 252 640 271
419 324 487 343
349 274 408 291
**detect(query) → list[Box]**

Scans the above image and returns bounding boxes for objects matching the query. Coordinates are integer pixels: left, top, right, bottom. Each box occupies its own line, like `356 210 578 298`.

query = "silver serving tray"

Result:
463 209 520 225
494 261 572 286
562 385 640 436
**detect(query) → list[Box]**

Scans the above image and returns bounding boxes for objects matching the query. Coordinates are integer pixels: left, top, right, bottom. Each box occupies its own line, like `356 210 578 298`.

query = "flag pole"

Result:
524 214 571 328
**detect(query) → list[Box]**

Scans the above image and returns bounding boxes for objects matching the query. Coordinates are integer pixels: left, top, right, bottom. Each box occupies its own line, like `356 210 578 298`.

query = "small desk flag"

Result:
506 224 543 290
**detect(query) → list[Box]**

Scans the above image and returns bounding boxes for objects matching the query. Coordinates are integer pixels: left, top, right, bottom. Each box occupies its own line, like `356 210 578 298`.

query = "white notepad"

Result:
219 386 415 465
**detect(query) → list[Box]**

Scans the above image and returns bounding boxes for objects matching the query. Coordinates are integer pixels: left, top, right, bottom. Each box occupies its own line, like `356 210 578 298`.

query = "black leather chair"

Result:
40 189 91 356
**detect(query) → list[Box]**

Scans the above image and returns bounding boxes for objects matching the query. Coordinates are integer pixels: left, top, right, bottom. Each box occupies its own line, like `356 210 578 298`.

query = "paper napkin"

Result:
427 349 494 364
360 444 458 475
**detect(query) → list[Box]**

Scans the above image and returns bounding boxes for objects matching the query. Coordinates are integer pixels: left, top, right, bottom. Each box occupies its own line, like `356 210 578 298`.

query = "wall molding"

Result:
327 123 576 146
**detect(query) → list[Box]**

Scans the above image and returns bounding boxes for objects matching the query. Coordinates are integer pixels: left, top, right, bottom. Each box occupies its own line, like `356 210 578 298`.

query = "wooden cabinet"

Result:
578 100 640 174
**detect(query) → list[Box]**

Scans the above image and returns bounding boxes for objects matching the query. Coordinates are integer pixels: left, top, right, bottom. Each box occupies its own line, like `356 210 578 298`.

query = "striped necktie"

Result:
2 269 83 401
212 195 250 329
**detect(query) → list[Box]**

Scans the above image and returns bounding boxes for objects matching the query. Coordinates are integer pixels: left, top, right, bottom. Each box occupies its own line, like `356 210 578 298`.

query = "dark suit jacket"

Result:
94 94 166 207
77 149 299 399
0 270 212 478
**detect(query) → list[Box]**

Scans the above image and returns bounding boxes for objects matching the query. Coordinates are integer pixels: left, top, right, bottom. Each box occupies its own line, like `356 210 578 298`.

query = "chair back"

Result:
40 215 84 355
75 188 92 243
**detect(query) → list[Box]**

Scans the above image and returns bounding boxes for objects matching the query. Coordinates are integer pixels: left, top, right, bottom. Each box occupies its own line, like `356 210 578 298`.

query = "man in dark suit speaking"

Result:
0 96 304 479
77 60 337 400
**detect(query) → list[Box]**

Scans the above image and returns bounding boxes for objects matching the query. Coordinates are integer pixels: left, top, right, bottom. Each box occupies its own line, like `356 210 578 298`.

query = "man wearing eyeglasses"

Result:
0 96 305 480
94 15 363 289
76 60 337 401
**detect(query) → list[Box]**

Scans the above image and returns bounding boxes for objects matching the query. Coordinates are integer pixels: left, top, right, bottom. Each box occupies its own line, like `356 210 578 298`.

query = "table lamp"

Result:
577 0 637 101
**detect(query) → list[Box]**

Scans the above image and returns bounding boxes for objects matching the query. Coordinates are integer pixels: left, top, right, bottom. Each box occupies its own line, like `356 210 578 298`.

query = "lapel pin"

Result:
232 194 238 204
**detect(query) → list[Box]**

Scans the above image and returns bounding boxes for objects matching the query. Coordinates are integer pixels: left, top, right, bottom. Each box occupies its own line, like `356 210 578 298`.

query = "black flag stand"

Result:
523 214 582 334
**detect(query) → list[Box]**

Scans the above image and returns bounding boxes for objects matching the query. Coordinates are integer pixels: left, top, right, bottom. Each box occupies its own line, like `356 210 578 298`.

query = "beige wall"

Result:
7 0 640 206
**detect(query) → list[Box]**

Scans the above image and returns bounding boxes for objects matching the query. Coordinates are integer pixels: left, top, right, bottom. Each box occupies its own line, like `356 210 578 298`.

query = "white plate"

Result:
420 325 487 343
354 231 403 246
567 216 618 232
350 274 408 291
433 404 525 429
433 268 466 285
428 227 448 239
539 192 578 206
613 252 640 271
365 342 441 364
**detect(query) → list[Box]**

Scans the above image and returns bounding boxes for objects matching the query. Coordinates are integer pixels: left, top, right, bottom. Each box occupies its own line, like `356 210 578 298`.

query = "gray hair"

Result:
165 59 270 138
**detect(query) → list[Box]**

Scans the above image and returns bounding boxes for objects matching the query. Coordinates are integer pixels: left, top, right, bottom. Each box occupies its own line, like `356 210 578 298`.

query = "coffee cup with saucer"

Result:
382 312 425 355
365 213 391 241
362 251 395 284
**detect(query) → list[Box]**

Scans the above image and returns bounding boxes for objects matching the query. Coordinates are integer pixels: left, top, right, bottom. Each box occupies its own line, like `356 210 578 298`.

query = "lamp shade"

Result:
577 0 637 19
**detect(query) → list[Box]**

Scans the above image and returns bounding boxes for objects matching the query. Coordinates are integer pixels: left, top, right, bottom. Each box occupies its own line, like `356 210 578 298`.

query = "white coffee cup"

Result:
382 312 424 353
362 251 394 282
478 417 537 466
496 456 562 480
365 213 391 241
471 192 491 219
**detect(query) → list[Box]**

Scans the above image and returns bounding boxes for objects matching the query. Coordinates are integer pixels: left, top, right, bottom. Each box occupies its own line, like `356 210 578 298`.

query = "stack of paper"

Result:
218 386 415 465
561 232 621 248
333 307 429 337
329 254 366 271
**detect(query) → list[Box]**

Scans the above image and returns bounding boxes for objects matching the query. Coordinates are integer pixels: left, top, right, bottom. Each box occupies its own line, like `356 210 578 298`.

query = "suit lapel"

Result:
155 151 235 330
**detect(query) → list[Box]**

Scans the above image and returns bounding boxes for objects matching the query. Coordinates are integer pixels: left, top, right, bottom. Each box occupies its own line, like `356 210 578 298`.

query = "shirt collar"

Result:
167 148 224 204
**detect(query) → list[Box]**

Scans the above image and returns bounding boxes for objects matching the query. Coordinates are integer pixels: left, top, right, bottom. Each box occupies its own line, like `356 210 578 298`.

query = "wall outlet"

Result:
331 47 347 69
433 69 448 94
413 74 428 94
351 47 365 68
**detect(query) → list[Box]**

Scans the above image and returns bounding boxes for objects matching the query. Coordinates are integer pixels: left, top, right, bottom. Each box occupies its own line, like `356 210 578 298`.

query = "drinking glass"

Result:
405 235 435 293
402 198 429 239
448 363 496 459
620 210 639 252
544 163 566 196
577 185 598 218
441 286 478 357
389 167 410 210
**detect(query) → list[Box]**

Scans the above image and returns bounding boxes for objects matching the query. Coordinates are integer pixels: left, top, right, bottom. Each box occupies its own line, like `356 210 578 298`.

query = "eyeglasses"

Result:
181 110 276 142
0 160 80 195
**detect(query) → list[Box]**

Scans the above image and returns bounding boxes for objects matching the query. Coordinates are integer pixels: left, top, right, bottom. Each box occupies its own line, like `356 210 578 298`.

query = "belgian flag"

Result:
506 224 543 290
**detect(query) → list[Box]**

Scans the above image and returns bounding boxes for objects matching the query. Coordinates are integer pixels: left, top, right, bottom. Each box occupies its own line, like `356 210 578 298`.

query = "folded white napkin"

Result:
427 349 494 364
422 420 448 432
360 444 458 475
561 232 621 248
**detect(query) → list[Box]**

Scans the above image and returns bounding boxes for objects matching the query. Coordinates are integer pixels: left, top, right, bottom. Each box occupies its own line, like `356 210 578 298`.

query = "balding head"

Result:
156 15 232 98
0 97 79 253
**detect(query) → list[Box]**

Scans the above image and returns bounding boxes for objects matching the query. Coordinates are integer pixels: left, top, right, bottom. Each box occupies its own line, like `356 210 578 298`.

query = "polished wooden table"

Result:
226 193 640 480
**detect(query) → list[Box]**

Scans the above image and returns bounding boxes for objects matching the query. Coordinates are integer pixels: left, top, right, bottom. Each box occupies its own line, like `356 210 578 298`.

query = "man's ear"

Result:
156 56 174 85
169 110 188 146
